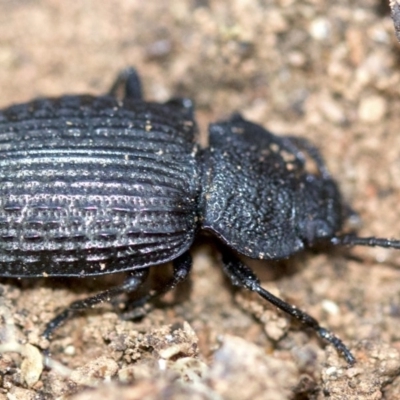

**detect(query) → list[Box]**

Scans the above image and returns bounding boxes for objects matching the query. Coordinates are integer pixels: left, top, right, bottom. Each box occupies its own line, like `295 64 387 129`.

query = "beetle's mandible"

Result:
1 68 400 365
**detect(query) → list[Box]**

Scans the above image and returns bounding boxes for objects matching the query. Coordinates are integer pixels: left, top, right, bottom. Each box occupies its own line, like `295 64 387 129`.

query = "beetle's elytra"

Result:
0 94 199 275
1 68 400 365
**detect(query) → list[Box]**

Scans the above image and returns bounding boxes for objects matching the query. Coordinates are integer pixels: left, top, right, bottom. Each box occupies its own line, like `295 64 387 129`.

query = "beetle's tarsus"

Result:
318 327 356 365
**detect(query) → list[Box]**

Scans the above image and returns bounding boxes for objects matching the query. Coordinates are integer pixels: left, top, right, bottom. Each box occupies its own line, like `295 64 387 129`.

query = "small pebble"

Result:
358 95 387 122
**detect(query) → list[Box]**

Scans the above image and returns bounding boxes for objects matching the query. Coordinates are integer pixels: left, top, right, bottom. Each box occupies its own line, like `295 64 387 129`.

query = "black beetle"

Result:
1 68 399 365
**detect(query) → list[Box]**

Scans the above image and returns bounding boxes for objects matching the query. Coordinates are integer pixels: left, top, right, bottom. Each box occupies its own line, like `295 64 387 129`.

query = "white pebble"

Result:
358 95 387 123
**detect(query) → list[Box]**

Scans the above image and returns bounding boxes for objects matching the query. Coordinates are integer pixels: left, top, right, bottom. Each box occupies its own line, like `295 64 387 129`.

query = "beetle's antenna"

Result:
331 234 400 249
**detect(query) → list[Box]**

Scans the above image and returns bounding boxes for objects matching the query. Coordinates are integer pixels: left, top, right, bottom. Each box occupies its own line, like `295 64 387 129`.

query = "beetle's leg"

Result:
283 136 359 221
153 251 192 297
283 136 331 180
220 251 356 365
164 98 195 119
108 67 143 100
42 268 149 340
122 251 192 318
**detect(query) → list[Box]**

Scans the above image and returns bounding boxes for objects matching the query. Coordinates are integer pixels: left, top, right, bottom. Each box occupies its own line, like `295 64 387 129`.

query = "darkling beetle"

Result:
0 68 399 366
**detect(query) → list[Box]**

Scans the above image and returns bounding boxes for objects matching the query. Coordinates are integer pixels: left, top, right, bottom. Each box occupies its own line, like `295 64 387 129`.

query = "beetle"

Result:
0 68 399 365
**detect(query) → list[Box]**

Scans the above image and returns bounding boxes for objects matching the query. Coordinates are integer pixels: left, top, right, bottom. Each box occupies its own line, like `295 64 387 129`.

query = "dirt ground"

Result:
1 0 400 399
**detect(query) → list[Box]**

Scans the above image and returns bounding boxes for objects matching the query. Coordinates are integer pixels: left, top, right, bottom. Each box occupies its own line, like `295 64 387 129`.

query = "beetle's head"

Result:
203 114 400 259
202 115 348 260
297 174 346 247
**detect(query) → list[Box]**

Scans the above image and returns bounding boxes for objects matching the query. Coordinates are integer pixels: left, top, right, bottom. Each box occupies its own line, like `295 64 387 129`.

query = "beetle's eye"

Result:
305 219 332 244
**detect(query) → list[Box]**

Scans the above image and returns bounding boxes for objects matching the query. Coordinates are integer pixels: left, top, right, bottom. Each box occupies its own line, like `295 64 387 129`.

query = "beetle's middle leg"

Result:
220 250 356 365
121 251 192 319
153 251 192 297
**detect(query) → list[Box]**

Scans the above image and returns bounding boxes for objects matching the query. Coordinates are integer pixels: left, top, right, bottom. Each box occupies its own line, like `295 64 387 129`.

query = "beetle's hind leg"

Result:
221 251 356 365
42 268 149 340
42 253 192 340
108 67 143 100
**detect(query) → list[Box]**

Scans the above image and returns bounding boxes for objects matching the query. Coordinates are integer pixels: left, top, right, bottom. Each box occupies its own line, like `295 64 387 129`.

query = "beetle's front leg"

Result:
220 251 356 365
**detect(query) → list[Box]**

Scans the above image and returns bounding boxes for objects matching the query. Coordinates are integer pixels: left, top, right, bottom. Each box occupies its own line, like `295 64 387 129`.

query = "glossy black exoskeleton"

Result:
1 68 400 365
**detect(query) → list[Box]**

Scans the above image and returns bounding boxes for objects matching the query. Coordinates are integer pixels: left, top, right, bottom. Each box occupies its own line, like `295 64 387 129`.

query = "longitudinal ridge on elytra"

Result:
0 95 199 276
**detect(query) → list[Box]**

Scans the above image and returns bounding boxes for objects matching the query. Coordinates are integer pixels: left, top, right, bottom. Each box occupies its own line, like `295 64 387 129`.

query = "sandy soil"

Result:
1 1 400 399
